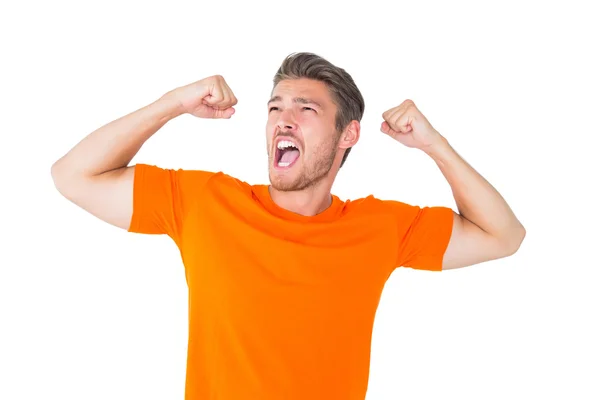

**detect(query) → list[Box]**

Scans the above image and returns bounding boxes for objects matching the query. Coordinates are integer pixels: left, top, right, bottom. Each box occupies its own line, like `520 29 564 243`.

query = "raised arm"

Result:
51 75 238 230
381 99 525 270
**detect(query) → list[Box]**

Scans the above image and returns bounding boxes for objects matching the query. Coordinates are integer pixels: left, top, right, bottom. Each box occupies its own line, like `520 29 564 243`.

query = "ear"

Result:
339 120 360 149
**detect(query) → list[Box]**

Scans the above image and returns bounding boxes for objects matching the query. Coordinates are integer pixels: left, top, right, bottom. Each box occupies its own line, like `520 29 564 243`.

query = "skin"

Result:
51 74 525 271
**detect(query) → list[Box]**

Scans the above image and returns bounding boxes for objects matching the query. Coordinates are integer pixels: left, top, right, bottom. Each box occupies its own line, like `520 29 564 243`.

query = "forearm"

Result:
426 136 525 247
51 92 184 179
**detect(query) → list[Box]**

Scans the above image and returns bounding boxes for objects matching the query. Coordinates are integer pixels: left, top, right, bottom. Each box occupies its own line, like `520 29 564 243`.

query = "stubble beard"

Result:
269 132 340 192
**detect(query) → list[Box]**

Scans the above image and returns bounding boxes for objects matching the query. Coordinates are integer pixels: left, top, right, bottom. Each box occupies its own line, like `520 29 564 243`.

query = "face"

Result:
266 78 342 192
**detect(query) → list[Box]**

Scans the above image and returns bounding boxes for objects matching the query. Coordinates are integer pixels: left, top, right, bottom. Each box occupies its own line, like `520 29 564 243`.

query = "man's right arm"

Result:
51 75 237 231
51 94 185 230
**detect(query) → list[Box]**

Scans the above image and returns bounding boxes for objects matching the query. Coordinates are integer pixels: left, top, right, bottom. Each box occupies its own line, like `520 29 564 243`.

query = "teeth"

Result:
277 140 298 150
278 161 291 167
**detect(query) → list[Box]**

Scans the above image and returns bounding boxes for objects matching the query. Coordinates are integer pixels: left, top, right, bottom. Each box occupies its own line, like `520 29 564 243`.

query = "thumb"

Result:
211 107 236 119
381 121 398 137
380 121 390 134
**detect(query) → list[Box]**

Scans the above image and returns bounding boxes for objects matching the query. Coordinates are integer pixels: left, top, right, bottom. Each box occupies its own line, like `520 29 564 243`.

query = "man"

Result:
51 52 525 399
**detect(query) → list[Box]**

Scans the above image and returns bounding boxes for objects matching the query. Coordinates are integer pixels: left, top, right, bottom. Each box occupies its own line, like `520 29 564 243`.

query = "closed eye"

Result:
268 106 316 113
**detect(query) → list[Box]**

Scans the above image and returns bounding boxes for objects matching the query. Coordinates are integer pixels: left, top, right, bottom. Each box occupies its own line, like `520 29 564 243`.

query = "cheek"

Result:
297 113 316 125
265 120 275 145
265 119 274 132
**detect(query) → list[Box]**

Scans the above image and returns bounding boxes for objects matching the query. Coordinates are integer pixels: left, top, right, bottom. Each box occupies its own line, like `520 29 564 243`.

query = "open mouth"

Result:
274 139 301 168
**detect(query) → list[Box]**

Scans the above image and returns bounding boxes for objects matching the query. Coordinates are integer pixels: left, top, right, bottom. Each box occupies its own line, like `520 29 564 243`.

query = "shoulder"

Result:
131 164 258 210
340 194 420 216
134 163 249 190
340 194 453 225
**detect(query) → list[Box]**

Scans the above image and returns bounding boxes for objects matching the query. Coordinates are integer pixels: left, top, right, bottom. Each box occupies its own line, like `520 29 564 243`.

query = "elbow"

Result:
504 224 526 256
51 162 65 192
51 162 61 188
51 161 76 197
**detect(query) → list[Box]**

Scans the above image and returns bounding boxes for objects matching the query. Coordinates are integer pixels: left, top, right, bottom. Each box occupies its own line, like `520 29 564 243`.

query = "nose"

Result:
276 109 298 132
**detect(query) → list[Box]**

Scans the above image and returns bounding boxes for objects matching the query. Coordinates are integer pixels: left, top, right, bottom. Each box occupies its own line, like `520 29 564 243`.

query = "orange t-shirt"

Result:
128 163 454 400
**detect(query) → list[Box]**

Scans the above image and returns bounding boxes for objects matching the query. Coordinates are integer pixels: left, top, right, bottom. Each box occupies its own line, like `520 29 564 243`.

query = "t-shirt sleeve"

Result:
127 163 216 244
385 200 455 271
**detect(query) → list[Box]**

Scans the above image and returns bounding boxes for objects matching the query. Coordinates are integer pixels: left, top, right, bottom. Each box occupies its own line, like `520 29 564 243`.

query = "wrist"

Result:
157 90 186 119
423 133 450 159
423 133 450 157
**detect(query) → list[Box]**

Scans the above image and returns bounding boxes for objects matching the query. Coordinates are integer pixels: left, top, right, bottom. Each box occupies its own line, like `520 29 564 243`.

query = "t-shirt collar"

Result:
252 184 345 223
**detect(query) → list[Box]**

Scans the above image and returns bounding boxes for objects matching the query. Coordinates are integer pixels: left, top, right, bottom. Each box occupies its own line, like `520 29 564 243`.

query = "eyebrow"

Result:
267 95 324 110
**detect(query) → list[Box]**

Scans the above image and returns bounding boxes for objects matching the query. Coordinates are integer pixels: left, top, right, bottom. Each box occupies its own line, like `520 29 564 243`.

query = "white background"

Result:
1 0 599 399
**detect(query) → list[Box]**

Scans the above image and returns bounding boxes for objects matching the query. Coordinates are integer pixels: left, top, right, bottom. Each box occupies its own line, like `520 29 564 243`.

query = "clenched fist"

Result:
381 99 442 151
167 75 238 119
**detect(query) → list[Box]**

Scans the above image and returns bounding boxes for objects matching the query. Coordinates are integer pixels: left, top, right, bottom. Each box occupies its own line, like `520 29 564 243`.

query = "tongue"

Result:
281 149 300 164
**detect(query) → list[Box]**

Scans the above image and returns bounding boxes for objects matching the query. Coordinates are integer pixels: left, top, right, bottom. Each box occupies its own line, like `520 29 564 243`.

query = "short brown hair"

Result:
272 52 365 168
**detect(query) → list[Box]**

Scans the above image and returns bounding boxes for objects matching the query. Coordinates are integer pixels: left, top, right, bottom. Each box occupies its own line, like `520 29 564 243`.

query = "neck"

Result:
268 179 334 217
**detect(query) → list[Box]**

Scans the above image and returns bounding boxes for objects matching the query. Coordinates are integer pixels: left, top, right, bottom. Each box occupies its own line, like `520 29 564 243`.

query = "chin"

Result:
268 169 299 192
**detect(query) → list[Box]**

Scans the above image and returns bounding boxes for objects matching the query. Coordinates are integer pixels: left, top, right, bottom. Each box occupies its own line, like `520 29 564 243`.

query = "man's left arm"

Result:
381 100 526 270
